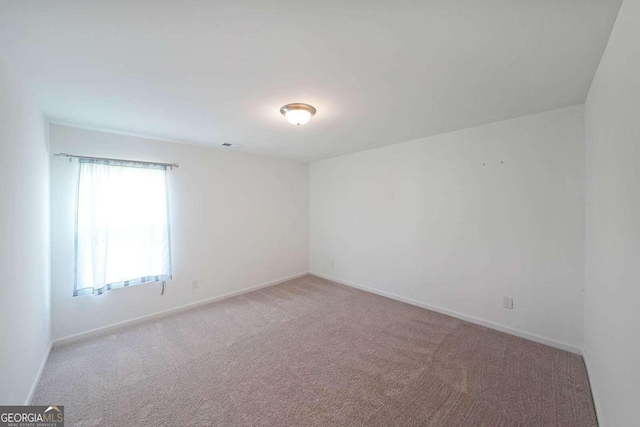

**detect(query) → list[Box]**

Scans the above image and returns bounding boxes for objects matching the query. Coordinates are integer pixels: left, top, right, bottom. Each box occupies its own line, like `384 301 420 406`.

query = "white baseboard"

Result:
25 342 52 405
310 272 583 355
582 351 603 425
53 272 309 347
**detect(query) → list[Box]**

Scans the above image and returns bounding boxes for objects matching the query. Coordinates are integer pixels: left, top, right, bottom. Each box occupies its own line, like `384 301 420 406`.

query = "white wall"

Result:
50 125 309 340
584 0 640 425
310 105 585 352
0 53 51 404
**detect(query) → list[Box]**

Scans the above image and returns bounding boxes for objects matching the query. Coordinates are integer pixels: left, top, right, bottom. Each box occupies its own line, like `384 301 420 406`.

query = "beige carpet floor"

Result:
34 275 597 426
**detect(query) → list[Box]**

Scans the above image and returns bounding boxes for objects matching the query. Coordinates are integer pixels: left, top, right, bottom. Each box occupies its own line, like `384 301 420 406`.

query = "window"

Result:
74 158 172 296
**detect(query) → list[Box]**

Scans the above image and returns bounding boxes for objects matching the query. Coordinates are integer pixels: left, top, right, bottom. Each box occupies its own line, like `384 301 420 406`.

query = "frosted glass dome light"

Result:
280 103 317 126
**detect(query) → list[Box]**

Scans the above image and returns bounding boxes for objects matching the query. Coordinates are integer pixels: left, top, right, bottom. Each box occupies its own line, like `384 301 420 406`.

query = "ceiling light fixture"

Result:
280 103 317 125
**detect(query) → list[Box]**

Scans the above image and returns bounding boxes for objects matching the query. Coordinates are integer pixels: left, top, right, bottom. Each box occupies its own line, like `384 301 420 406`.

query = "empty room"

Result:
0 0 638 426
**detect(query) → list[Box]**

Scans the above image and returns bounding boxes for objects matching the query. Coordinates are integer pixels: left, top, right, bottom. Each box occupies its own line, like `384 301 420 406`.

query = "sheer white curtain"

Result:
74 159 172 296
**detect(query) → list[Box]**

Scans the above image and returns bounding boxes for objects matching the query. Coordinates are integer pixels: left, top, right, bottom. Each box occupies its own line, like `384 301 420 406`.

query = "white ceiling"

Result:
0 0 622 162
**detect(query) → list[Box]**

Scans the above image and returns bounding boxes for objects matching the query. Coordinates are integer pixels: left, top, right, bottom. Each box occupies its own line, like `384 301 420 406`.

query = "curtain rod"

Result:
54 153 179 169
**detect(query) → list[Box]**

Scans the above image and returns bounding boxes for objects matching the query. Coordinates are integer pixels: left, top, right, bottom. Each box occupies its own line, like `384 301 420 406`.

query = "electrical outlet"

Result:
331 260 335 268
503 297 513 309
191 279 199 289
